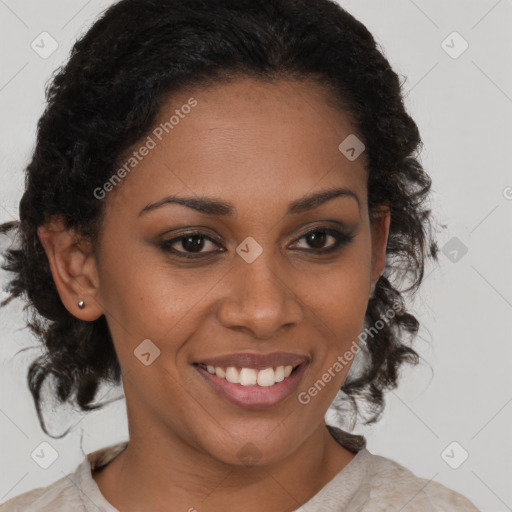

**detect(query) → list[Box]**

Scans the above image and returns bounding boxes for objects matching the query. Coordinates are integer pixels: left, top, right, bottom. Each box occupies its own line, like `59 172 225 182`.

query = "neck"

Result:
92 419 355 512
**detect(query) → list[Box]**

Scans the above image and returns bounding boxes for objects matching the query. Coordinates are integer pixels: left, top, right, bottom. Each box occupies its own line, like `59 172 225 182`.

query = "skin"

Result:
37 77 390 512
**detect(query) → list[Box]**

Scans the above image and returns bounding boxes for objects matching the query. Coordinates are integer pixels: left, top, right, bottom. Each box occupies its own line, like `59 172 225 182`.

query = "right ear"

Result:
37 216 104 321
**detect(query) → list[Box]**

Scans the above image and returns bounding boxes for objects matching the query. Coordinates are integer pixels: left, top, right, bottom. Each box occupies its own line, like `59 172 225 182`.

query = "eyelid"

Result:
288 221 353 242
157 227 224 245
158 231 224 253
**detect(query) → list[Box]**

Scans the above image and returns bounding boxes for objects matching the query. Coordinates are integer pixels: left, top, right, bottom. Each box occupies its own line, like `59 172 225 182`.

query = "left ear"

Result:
369 206 391 294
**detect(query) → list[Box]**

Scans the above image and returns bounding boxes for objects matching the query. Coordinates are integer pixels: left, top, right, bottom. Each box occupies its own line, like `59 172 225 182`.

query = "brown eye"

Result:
305 230 328 249
180 234 207 253
159 232 223 259
291 227 354 253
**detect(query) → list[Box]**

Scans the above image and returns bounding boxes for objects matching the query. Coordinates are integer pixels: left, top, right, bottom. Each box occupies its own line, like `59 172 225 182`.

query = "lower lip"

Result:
194 363 307 408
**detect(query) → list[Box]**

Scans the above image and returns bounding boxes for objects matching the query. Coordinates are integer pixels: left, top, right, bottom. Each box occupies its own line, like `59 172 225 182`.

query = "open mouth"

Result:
193 361 307 408
194 362 303 387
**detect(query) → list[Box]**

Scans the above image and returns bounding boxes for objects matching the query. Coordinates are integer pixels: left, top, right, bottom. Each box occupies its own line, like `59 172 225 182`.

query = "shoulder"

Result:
0 442 127 512
0 472 84 512
363 451 480 511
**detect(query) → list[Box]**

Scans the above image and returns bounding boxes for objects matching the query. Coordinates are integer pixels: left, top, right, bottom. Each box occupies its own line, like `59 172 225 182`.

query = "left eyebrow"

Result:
138 186 360 217
287 187 360 214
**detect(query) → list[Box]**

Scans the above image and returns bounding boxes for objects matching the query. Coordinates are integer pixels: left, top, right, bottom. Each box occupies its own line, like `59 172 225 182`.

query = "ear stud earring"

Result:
78 300 85 309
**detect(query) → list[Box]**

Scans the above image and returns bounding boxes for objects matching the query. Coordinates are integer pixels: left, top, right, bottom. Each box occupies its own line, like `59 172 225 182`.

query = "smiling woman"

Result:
0 0 480 511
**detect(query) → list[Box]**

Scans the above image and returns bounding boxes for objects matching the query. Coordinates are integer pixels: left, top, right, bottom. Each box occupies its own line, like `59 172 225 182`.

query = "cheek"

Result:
98 243 219 360
297 238 372 390
299 237 372 324
298 259 371 407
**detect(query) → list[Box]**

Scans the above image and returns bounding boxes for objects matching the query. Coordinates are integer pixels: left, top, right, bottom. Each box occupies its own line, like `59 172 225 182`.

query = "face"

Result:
40 77 389 467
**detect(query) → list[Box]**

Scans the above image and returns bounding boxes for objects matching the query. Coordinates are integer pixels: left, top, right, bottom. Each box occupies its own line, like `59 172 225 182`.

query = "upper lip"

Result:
195 352 310 370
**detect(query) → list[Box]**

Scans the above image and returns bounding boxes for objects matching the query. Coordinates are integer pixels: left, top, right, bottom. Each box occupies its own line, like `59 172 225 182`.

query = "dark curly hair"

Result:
0 0 438 436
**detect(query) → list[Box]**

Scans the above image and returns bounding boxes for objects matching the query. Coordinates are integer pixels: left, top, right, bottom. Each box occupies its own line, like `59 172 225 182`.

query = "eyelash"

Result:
158 227 355 260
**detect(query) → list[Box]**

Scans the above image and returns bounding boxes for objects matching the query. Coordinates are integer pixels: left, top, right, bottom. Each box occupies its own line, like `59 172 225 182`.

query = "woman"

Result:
0 0 480 510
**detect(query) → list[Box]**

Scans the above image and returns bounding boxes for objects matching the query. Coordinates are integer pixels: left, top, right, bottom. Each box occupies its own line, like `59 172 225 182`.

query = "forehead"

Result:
106 77 368 217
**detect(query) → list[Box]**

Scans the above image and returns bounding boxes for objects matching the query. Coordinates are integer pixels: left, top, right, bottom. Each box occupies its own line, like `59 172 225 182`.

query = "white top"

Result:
0 426 480 511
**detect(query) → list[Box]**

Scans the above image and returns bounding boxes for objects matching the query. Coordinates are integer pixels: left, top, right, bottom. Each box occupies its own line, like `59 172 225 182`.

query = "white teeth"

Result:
225 367 239 384
239 368 257 386
203 364 297 386
257 367 276 387
275 366 284 382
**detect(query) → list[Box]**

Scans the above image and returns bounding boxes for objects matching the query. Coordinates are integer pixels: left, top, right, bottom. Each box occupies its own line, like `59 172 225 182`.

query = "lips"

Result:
194 351 309 371
192 351 311 407
194 359 308 408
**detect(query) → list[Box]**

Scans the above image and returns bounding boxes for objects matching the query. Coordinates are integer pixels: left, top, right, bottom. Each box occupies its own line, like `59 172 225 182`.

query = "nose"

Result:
217 250 303 340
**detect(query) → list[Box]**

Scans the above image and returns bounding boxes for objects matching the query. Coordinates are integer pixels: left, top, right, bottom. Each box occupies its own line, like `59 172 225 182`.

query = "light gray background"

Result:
1 1 511 510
